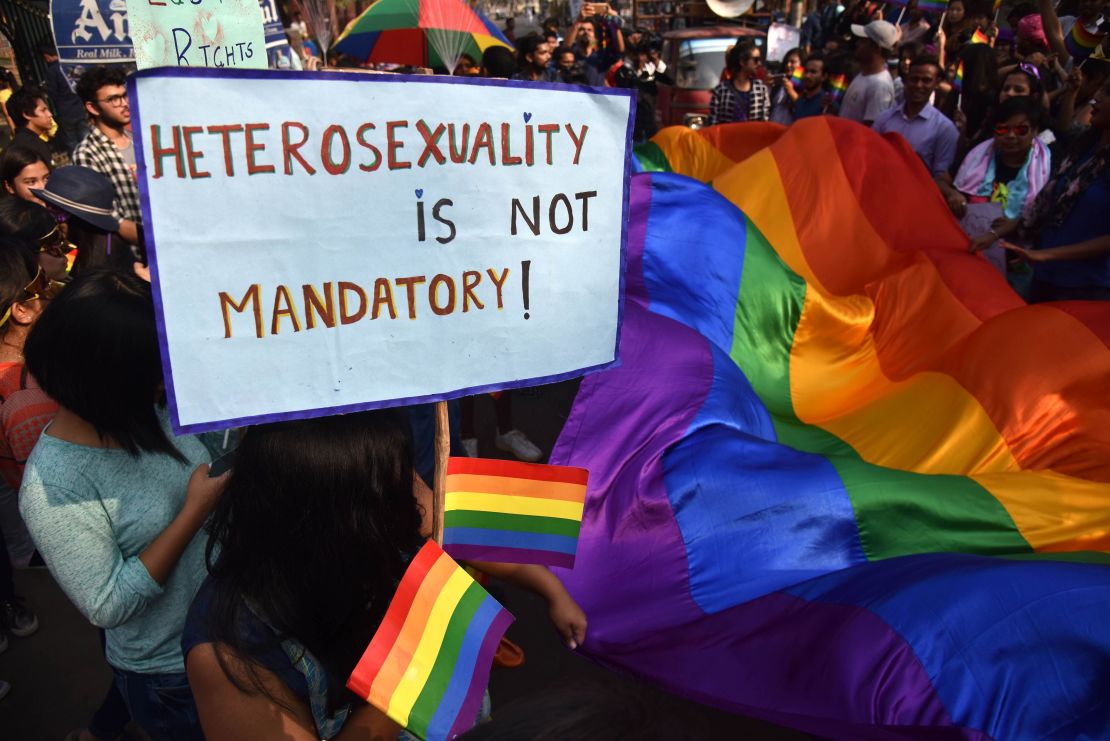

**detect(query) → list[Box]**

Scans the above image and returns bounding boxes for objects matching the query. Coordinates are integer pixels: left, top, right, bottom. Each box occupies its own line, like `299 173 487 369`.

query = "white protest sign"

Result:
126 0 266 69
766 23 801 63
130 69 634 433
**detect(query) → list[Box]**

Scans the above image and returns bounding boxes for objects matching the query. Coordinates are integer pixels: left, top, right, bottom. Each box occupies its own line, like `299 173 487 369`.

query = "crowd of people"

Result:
716 0 1109 300
0 0 1105 737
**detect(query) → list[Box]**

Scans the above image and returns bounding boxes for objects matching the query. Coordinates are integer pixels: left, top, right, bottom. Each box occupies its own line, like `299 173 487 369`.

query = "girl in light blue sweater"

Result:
19 269 226 740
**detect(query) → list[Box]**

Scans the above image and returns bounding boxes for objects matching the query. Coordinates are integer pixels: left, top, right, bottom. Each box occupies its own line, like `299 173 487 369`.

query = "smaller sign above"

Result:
125 0 267 69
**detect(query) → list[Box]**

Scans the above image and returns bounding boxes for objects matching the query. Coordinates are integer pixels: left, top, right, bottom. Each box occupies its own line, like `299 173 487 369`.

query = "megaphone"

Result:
706 0 756 18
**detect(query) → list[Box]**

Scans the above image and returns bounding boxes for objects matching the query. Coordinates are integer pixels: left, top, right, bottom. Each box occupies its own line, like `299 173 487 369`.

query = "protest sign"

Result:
766 23 801 63
126 0 266 69
130 69 634 433
50 0 135 76
259 0 298 68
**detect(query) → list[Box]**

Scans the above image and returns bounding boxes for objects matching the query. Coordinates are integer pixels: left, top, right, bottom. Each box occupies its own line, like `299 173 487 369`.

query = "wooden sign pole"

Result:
433 400 449 546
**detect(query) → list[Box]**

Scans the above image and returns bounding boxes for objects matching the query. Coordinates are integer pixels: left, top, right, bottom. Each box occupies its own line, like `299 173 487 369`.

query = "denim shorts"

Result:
113 668 203 741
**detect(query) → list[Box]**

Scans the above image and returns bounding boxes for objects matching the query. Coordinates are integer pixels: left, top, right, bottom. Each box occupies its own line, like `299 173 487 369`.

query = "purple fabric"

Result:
445 545 574 568
548 175 979 738
872 104 959 176
447 608 514 740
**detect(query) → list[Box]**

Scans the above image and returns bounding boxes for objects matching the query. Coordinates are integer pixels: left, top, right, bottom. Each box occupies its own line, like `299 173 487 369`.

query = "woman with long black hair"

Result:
184 410 587 740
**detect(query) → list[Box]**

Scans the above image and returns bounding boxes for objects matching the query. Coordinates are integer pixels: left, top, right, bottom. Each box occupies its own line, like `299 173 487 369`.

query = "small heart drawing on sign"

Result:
415 189 424 198
523 112 533 123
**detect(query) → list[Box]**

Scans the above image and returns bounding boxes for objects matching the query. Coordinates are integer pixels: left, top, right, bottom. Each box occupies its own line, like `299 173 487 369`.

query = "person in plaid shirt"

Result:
73 67 142 240
707 41 771 126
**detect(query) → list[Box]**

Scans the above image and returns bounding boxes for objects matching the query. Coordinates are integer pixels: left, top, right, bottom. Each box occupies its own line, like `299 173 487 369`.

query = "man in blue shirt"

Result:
872 57 959 177
794 54 832 119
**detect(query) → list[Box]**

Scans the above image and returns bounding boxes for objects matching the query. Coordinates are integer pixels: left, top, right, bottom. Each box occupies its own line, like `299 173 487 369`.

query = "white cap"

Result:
851 20 899 51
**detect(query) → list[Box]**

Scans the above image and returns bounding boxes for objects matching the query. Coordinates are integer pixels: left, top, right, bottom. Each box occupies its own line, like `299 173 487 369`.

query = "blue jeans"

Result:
113 669 203 740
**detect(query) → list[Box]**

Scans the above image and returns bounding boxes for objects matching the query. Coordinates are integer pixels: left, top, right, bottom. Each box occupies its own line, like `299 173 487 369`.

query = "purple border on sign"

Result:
127 67 634 436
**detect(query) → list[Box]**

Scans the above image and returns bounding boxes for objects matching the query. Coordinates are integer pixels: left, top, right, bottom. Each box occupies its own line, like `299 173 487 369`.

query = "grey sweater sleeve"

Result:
19 478 164 628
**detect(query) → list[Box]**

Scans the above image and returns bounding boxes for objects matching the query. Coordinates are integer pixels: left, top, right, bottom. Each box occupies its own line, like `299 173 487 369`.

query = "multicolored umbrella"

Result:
334 0 513 72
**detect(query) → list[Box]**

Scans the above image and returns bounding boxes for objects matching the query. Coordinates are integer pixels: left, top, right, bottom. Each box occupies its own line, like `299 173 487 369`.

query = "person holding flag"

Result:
182 411 587 740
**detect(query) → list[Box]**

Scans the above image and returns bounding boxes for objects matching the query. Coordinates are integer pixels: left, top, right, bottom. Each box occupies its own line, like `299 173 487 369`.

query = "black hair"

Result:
909 55 942 74
782 47 805 65
75 65 129 105
0 69 16 90
991 94 1045 130
956 43 998 133
516 33 546 67
726 40 760 73
1007 2 1036 22
204 410 425 715
0 145 50 190
805 52 828 72
1001 67 1044 99
481 45 518 78
899 41 924 61
36 36 57 56
0 239 38 325
24 269 185 461
4 88 45 130
0 196 55 249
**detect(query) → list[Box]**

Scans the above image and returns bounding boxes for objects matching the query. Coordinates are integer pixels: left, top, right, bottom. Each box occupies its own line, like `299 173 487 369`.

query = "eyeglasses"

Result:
96 94 128 108
36 225 72 258
0 267 66 328
994 123 1032 136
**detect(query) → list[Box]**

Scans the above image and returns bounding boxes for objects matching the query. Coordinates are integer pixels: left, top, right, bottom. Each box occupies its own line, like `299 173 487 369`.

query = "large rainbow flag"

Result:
347 541 513 741
554 120 1110 739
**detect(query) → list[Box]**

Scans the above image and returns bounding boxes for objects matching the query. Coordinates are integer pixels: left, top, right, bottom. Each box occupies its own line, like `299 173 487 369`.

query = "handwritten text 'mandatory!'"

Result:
148 119 591 179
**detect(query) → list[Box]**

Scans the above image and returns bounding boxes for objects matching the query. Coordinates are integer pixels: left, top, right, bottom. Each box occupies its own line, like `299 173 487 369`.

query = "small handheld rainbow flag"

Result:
952 60 964 92
443 457 588 568
828 73 848 102
970 27 991 45
1066 21 1106 61
347 541 513 741
789 65 805 90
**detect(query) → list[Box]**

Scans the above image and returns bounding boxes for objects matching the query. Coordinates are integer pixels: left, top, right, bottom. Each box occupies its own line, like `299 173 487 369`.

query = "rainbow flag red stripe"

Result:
1066 20 1106 60
347 541 513 741
443 457 588 568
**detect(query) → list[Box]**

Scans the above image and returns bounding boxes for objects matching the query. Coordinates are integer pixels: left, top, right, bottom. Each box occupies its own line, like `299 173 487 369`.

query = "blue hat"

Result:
31 165 121 233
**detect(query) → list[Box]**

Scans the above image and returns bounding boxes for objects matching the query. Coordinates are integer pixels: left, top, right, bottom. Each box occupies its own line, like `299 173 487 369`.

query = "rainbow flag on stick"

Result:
347 541 513 741
952 60 964 92
1066 21 1106 61
443 457 588 568
828 73 848 102
970 27 991 44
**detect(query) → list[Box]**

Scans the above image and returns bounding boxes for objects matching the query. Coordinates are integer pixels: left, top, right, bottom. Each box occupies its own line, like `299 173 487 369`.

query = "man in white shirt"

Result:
839 20 898 126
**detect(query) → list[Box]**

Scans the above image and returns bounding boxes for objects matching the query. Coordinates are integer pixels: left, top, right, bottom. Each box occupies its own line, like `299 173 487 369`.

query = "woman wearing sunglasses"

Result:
18 269 227 739
0 196 72 281
945 97 1052 263
0 246 55 701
